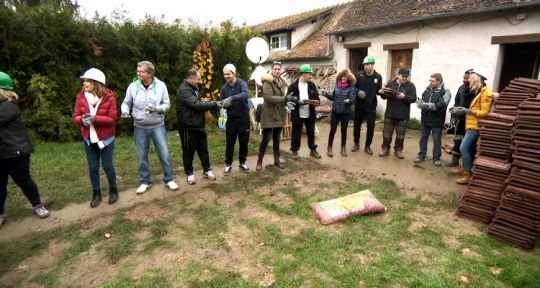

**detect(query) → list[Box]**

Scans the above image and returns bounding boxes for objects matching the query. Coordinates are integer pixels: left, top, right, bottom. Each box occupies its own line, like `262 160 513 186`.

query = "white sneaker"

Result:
33 205 50 219
166 180 179 190
203 170 217 180
239 163 250 173
224 165 232 175
136 184 151 194
187 175 196 185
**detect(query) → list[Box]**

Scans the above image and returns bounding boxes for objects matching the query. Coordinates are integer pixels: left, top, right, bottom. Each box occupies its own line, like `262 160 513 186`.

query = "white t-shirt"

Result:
298 81 309 118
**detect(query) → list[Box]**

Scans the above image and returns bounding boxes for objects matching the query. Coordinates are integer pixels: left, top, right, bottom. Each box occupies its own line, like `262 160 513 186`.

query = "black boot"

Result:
90 190 102 208
274 151 285 169
445 154 460 167
108 187 118 205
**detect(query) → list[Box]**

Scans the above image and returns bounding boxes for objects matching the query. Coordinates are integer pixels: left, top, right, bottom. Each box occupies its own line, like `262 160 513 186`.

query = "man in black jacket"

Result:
219 64 250 174
379 68 417 159
353 56 382 155
176 69 222 185
288 64 321 159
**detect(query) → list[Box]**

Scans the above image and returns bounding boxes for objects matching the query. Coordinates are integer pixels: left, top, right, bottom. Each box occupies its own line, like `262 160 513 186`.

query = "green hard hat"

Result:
0 71 14 90
299 64 313 73
363 56 375 64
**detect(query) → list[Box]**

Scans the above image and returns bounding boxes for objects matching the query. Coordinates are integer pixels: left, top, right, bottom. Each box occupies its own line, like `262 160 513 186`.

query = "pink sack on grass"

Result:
311 189 386 225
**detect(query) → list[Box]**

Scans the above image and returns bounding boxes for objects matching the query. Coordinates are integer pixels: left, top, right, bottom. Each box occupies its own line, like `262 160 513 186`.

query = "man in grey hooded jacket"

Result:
121 61 179 194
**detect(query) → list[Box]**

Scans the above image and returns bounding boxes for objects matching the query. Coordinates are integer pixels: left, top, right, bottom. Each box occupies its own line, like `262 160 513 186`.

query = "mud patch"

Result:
182 188 218 208
124 203 168 223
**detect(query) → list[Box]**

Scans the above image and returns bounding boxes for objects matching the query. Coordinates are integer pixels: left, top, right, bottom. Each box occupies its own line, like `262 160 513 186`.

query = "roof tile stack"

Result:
493 78 540 116
488 96 540 250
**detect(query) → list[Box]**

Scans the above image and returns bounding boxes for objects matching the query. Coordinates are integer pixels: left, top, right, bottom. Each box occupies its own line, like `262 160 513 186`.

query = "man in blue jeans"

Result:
121 61 179 194
414 73 451 166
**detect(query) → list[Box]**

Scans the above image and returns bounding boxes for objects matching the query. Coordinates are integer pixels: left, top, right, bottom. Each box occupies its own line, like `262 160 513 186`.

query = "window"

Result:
390 49 413 78
270 33 288 50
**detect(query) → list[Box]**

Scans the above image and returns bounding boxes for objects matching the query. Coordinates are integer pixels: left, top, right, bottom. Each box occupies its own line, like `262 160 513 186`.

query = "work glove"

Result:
145 103 156 113
82 114 94 127
357 90 366 99
450 106 471 116
343 99 352 105
286 102 296 110
121 112 130 118
285 94 298 102
417 103 435 110
222 97 233 108
215 101 223 109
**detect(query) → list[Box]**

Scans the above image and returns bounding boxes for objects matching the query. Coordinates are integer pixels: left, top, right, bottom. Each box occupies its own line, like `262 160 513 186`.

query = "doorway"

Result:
348 48 368 75
499 42 540 89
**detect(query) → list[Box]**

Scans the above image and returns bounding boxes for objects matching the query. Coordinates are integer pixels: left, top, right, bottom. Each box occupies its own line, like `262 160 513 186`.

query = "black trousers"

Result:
353 109 376 148
291 118 317 152
178 129 211 175
381 118 408 151
259 127 282 154
225 115 250 165
328 112 350 147
0 154 42 215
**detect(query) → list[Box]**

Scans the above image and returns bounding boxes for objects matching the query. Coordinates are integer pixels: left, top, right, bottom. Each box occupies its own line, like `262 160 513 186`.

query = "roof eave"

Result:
328 2 540 35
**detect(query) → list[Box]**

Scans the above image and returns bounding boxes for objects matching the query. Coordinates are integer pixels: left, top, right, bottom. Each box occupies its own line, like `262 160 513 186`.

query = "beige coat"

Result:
260 74 288 129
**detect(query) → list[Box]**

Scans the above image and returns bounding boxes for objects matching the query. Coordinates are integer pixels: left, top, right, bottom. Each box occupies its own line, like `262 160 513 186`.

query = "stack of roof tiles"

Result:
488 95 540 250
477 113 514 160
492 78 540 116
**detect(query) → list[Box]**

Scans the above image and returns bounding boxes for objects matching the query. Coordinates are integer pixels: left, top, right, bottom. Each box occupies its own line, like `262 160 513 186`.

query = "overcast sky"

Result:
76 0 351 26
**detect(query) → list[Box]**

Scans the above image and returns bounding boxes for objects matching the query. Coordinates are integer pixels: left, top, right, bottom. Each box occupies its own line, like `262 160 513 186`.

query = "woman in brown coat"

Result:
256 61 296 171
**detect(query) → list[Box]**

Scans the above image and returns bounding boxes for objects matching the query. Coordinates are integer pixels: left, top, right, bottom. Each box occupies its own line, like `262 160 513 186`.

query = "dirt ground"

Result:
1 122 483 287
0 121 463 243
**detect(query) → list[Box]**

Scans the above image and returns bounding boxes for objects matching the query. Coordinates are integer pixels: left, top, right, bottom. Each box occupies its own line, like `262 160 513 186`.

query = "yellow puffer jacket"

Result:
465 86 493 130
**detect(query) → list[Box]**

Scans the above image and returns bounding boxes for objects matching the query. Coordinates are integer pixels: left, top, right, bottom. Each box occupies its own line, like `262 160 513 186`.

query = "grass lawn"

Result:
1 128 539 287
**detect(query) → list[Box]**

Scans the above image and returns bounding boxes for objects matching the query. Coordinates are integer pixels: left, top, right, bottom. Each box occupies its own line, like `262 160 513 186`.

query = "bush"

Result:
407 118 421 130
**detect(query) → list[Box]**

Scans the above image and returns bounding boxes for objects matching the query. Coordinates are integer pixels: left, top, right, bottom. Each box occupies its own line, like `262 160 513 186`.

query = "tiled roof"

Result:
332 0 540 34
266 3 353 61
252 6 334 33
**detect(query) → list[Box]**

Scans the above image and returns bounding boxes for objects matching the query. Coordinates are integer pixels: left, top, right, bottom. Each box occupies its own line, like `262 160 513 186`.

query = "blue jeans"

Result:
84 141 117 191
418 124 442 161
460 130 480 173
134 125 173 184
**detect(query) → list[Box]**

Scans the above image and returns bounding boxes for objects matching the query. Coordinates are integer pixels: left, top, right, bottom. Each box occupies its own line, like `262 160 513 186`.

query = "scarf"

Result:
337 80 348 89
84 92 105 149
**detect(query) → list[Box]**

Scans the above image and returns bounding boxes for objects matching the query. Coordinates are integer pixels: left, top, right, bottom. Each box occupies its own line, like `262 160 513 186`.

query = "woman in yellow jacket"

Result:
456 69 493 184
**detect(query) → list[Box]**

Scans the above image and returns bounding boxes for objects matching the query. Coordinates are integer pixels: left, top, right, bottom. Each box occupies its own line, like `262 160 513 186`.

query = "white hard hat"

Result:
473 65 490 81
80 68 106 85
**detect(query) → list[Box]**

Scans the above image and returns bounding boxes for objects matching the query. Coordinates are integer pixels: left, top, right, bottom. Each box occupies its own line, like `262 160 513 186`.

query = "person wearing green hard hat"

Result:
287 64 322 159
0 71 50 228
353 55 383 156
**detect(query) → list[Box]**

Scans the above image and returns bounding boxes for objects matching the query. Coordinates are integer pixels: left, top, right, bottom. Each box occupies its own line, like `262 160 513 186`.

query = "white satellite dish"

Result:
245 37 269 64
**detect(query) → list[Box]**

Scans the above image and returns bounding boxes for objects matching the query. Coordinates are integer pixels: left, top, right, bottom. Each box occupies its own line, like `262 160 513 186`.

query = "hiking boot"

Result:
239 163 250 173
433 160 442 167
340 145 348 157
291 151 299 159
364 146 373 155
203 170 217 180
256 153 264 172
379 148 389 157
224 165 232 175
33 204 50 218
310 149 322 159
451 166 464 175
456 171 471 185
187 174 196 185
90 190 102 207
351 144 360 152
166 181 179 190
108 187 119 205
136 184 151 194
414 157 425 163
274 151 285 169
0 214 6 228
446 154 460 167
327 146 333 157
394 150 404 159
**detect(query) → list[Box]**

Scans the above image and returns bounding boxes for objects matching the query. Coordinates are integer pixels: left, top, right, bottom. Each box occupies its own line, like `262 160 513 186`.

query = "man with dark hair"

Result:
446 69 476 168
176 69 222 185
121 61 179 194
379 68 417 159
414 73 451 166
288 64 321 159
353 55 383 155
220 64 250 174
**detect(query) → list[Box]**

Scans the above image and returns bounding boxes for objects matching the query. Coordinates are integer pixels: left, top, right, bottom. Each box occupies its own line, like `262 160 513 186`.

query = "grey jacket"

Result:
121 77 170 129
